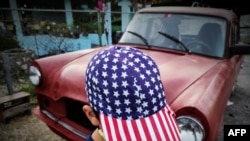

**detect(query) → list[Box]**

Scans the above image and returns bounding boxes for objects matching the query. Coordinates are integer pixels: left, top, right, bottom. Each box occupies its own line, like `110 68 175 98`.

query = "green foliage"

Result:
81 23 99 33
20 83 35 97
0 36 20 52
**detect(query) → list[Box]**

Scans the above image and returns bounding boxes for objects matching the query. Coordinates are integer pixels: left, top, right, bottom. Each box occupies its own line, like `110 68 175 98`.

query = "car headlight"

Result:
176 116 205 141
29 66 41 86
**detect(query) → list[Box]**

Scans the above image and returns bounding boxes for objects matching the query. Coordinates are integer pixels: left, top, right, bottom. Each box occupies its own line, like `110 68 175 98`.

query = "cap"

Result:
85 46 180 141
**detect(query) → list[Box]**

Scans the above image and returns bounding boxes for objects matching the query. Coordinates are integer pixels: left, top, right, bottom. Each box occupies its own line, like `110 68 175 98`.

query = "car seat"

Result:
198 23 223 56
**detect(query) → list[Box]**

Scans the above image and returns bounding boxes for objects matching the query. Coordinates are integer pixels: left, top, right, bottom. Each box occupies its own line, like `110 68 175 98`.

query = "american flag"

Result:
86 46 180 141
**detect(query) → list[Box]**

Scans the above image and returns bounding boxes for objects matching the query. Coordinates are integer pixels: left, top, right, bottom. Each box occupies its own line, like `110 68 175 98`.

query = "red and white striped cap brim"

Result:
100 105 181 141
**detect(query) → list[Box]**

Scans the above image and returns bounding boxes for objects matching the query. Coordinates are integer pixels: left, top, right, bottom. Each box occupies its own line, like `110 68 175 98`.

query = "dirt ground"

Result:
0 55 250 141
0 82 66 140
0 107 65 141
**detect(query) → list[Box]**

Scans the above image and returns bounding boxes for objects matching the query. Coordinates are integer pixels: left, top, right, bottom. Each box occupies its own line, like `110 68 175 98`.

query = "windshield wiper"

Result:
158 31 191 53
127 31 151 48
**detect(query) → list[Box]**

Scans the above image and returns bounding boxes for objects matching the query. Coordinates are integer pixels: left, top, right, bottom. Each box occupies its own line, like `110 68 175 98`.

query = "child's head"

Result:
84 46 179 140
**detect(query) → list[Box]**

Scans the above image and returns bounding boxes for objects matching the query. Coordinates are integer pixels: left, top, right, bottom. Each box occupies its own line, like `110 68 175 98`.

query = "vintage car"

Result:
29 6 250 141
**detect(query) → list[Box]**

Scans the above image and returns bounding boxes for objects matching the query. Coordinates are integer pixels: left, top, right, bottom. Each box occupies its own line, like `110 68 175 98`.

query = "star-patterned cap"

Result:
85 46 180 141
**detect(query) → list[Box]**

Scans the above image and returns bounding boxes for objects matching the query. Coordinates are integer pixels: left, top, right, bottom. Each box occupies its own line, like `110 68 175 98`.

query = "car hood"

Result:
38 47 220 104
142 49 220 103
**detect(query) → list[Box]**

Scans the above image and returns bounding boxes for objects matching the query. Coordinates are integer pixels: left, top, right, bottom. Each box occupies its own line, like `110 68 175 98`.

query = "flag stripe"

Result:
127 119 136 140
164 106 181 141
140 117 152 140
100 115 110 140
101 107 181 141
145 116 157 140
112 117 122 140
166 106 181 141
130 118 141 140
164 107 178 140
153 112 167 140
117 119 127 141
157 112 171 141
136 119 147 141
159 108 174 141
108 116 117 140
120 119 131 141
150 114 162 140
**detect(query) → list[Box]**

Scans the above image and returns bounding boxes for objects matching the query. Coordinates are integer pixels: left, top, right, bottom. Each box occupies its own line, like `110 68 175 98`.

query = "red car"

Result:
29 7 250 141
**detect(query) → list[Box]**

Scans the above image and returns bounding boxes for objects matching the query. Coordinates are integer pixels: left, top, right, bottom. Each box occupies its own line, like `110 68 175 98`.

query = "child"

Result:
83 46 180 141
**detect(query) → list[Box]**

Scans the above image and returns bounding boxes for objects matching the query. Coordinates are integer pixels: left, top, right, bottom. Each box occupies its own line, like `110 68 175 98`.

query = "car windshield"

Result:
119 13 227 58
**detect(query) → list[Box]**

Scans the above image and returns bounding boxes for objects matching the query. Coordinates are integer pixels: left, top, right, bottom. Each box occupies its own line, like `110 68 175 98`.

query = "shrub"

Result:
20 83 35 97
0 35 20 52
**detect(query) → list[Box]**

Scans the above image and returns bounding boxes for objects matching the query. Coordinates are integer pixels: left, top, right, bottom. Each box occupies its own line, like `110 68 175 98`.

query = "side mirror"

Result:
230 44 250 55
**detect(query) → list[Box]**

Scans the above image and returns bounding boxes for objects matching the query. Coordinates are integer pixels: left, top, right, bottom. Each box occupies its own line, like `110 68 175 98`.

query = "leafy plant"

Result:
0 35 20 52
20 83 35 97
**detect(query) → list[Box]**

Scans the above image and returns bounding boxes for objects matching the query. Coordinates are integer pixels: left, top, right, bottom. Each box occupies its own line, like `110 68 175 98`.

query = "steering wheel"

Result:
186 40 211 53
